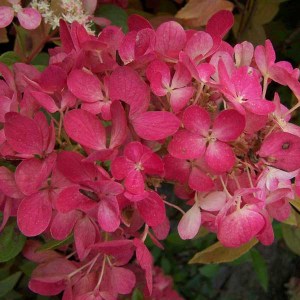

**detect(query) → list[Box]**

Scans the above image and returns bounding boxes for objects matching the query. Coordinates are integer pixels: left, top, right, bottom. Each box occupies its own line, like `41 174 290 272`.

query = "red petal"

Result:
98 196 120 232
111 267 136 295
124 170 145 194
132 111 180 140
67 69 103 103
137 191 166 227
168 130 206 159
0 166 23 198
64 109 106 150
110 101 127 149
206 10 234 38
111 156 134 180
5 112 43 155
17 190 52 237
127 14 152 31
74 217 96 261
188 167 214 192
30 91 58 113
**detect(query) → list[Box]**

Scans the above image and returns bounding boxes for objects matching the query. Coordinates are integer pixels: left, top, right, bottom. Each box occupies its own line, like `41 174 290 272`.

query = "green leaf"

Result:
31 53 50 66
0 52 21 66
251 248 269 291
0 221 26 263
189 239 258 264
19 261 36 277
282 223 300 255
200 264 219 278
95 4 128 32
0 271 22 297
37 235 74 251
131 288 143 300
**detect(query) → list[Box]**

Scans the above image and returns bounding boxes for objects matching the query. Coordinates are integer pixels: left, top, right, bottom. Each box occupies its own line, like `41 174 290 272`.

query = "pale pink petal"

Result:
234 41 254 67
199 191 227 211
132 111 180 140
17 190 52 237
184 31 213 62
168 130 206 159
205 141 235 173
155 21 186 58
67 69 103 103
178 204 201 240
64 109 106 150
0 6 14 28
183 105 211 135
212 109 245 142
188 167 214 192
170 86 194 112
17 8 41 30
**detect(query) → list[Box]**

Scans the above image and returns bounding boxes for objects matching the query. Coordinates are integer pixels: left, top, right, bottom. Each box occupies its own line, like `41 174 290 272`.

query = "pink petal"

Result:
168 130 206 159
15 156 54 196
30 91 58 113
171 62 192 89
258 131 300 172
124 141 144 162
110 101 127 149
163 155 190 183
142 152 164 176
188 167 214 192
0 166 23 198
170 86 194 112
178 203 201 240
205 141 235 173
17 8 41 30
109 67 149 116
217 207 265 248
137 191 166 227
243 99 275 115
206 10 234 38
4 112 43 155
127 14 152 31
0 96 12 123
0 6 14 28
17 190 52 237
146 60 170 93
98 196 120 232
155 21 186 58
118 31 137 64
234 41 254 67
183 105 210 135
212 109 245 142
64 109 106 150
111 267 136 295
111 156 134 180
184 31 213 62
133 238 153 294
124 170 145 194
254 39 276 75
74 217 95 261
55 185 97 213
29 279 65 296
67 69 103 103
132 111 180 140
50 211 81 240
39 65 67 93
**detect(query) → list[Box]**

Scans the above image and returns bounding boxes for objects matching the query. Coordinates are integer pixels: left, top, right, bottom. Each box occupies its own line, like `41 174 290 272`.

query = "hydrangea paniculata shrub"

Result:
0 8 300 299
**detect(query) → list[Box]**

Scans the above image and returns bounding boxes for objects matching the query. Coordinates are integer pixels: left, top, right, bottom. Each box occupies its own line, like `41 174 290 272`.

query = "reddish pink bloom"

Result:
168 106 245 173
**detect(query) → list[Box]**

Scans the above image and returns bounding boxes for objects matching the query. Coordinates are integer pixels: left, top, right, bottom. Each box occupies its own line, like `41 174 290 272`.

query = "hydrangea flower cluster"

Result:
1 10 300 299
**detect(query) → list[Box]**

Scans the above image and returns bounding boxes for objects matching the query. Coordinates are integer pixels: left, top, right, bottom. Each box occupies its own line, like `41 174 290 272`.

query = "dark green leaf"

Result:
37 235 74 251
200 264 219 278
31 52 50 66
282 223 300 255
251 249 269 291
0 52 21 66
0 222 26 263
131 288 143 300
0 272 22 297
95 4 128 32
